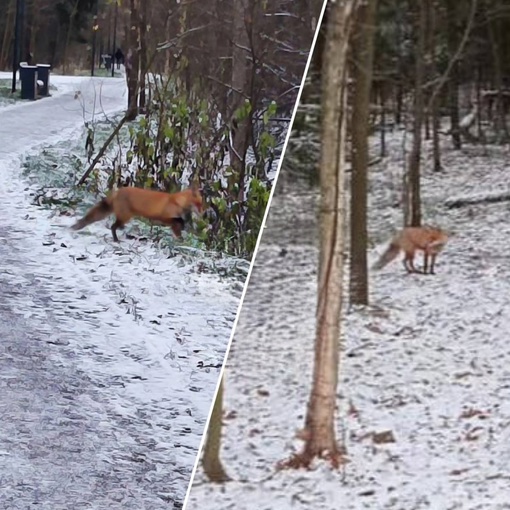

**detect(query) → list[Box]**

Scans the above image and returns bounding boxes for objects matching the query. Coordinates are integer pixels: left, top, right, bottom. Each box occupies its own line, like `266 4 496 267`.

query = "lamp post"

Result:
111 0 118 77
11 0 25 93
91 14 99 76
107 4 112 58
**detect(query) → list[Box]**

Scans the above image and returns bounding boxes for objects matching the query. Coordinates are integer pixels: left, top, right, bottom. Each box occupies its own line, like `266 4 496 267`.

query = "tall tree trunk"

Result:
428 0 442 172
214 0 230 117
63 0 80 75
312 7 327 76
202 379 230 483
50 22 61 67
29 0 39 61
406 0 425 227
126 0 140 121
395 82 404 126
380 82 387 158
486 1 508 143
394 0 404 126
445 0 461 149
0 0 15 69
349 0 378 306
138 0 148 110
432 93 441 172
476 64 483 140
423 0 434 146
284 0 357 470
229 0 252 205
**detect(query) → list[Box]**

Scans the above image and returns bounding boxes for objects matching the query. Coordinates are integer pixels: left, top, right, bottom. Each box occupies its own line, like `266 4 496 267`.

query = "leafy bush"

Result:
114 79 276 258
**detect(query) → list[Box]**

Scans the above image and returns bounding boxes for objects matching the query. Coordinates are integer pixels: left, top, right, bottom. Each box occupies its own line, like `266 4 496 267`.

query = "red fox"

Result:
372 226 448 274
71 185 203 242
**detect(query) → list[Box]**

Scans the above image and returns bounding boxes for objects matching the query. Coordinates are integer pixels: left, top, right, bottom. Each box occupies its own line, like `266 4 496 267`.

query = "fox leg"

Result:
430 254 436 274
403 252 417 273
423 252 429 274
111 219 125 242
163 218 185 238
170 218 184 238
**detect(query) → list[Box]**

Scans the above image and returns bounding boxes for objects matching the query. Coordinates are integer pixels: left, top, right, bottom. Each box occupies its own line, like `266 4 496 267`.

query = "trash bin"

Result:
19 64 38 100
36 64 51 96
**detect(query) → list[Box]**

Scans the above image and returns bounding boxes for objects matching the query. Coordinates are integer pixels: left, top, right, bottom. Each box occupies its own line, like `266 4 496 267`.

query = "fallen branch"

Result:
345 157 382 173
445 191 510 209
76 114 129 186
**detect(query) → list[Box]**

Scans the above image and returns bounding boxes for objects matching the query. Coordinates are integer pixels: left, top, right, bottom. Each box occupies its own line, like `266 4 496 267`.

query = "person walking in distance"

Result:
114 48 124 69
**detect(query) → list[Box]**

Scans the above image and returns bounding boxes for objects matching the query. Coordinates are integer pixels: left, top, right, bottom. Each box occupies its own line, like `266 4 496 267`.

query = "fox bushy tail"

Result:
372 239 400 270
71 198 112 231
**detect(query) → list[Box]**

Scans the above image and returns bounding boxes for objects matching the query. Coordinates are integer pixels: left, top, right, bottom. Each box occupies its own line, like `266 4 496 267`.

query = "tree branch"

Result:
425 0 478 112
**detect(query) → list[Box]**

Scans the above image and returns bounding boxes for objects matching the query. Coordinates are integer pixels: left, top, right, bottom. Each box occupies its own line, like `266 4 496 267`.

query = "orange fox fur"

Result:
372 226 448 274
71 185 203 242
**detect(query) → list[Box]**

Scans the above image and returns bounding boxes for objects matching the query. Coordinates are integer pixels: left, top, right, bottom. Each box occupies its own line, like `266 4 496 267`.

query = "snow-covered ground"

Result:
185 130 510 509
0 74 241 508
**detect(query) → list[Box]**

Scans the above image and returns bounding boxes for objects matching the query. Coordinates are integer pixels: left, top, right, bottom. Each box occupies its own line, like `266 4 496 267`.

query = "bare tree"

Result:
0 0 16 69
229 0 252 204
486 0 508 143
62 0 80 75
445 0 462 149
138 0 148 110
349 0 378 306
125 0 140 121
282 0 357 469
405 0 426 227
428 0 442 172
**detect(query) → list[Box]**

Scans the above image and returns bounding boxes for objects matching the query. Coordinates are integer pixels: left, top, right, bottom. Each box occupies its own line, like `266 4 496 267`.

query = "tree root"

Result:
277 444 348 471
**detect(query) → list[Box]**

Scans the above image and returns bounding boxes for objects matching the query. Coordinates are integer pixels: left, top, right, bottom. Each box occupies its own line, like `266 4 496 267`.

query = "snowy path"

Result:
0 76 239 509
187 140 510 509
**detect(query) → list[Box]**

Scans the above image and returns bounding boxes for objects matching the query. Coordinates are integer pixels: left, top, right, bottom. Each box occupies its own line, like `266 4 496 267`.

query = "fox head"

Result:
188 182 204 213
428 229 449 253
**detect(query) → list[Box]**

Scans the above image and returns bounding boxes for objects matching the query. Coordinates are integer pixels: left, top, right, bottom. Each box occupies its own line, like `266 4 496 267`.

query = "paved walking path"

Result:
0 74 237 509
